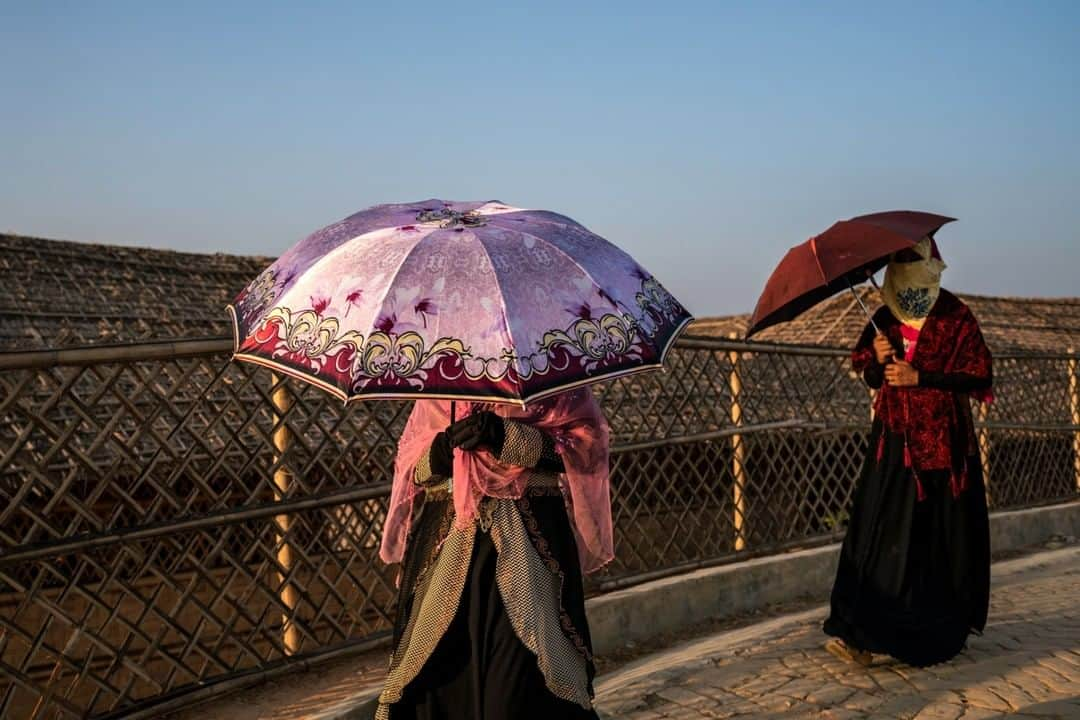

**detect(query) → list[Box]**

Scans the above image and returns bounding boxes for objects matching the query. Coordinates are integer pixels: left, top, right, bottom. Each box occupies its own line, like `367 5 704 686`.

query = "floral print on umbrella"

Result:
229 200 692 405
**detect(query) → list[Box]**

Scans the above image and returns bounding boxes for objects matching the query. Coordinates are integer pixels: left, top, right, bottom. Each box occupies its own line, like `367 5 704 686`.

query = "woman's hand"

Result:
446 411 505 453
428 432 453 478
873 333 895 364
884 360 919 387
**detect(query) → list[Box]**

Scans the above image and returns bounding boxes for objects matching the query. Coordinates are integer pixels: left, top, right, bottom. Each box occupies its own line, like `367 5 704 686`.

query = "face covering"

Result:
880 236 946 330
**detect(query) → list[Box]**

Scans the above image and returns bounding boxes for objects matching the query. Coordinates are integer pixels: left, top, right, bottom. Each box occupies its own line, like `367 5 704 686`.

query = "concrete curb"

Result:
988 500 1080 552
591 546 1080 703
319 499 1080 719
587 499 1080 657
587 543 839 656
594 545 1080 703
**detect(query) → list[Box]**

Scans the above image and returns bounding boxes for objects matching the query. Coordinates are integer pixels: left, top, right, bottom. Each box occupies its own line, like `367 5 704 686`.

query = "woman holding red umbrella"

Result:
823 236 994 667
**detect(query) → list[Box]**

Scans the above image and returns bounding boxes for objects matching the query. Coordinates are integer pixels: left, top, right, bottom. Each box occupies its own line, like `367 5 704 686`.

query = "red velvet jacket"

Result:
852 290 993 495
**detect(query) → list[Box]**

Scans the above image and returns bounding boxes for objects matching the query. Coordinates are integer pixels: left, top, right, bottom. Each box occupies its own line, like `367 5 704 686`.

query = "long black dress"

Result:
824 354 992 666
364 416 601 720
389 495 597 719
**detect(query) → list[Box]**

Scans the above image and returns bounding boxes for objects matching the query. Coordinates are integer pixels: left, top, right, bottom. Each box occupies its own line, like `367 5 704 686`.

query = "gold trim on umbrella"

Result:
226 307 692 407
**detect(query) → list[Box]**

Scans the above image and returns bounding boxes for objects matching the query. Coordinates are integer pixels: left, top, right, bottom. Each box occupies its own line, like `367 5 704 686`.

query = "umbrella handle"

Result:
865 274 898 362
846 276 898 363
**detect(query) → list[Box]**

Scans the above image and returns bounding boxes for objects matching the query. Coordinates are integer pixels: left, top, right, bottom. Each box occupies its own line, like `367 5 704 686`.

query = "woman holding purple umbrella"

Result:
823 237 993 667
364 388 611 719
228 199 692 719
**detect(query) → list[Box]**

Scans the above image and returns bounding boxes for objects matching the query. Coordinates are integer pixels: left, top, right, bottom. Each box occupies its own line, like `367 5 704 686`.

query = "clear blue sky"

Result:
2 1 1077 316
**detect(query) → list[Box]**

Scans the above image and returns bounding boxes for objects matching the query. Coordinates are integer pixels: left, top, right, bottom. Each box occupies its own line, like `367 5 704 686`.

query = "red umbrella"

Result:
746 211 955 338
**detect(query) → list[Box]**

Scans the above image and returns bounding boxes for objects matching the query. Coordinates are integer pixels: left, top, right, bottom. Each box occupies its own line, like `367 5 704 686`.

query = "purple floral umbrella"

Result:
228 199 692 406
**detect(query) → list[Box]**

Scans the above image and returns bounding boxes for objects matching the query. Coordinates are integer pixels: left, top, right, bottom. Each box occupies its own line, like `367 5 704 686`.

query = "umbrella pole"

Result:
449 400 456 491
866 273 885 296
846 277 880 334
857 273 899 363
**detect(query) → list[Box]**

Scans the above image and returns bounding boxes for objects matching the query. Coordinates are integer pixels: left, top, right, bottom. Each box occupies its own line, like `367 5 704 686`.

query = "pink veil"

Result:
380 387 613 574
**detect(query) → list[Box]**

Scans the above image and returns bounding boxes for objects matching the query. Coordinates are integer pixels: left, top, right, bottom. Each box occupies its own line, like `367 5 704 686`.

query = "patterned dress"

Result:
369 418 600 720
824 291 993 666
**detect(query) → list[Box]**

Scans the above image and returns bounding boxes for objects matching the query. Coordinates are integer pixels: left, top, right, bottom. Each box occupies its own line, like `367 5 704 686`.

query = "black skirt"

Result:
372 495 599 720
823 422 990 666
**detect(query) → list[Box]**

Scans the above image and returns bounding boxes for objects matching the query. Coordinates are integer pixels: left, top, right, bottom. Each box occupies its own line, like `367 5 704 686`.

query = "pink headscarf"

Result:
381 387 613 574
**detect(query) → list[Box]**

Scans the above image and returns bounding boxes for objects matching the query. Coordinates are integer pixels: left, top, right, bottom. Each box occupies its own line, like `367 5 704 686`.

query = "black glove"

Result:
428 431 454 477
446 411 505 454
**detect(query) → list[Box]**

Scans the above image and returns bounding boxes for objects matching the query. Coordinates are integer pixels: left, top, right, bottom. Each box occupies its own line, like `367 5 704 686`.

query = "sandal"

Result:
825 638 873 666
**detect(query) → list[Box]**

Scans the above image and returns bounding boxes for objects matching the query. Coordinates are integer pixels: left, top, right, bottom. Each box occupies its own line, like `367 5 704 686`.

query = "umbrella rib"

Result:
845 278 880 333
486 211 581 232
817 291 862 345
367 227 442 337
808 236 828 282
494 225 638 327
489 219 630 292
471 232 525 401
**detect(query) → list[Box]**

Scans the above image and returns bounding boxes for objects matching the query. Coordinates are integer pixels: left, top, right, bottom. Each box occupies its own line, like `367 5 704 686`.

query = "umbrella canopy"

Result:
229 199 692 406
745 211 955 338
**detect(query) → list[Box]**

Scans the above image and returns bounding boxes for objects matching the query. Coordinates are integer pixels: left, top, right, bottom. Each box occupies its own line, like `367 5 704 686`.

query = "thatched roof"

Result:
2 233 1076 355
694 286 1080 353
0 234 271 350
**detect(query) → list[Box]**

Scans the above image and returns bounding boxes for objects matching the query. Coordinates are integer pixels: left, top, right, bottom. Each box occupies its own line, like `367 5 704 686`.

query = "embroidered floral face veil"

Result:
880 236 946 328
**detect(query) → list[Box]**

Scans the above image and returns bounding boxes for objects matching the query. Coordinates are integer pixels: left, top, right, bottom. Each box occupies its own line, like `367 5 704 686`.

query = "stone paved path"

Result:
594 547 1080 719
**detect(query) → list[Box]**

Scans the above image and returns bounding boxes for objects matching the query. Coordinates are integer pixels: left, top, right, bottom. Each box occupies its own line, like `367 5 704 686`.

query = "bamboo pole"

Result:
271 374 300 656
0 332 1061 373
1070 349 1080 493
978 400 992 507
0 485 391 566
728 334 747 552
31 628 82 719
0 336 233 370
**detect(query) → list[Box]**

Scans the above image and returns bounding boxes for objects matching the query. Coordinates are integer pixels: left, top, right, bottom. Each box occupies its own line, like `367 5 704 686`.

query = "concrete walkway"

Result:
165 545 1080 720
594 546 1080 719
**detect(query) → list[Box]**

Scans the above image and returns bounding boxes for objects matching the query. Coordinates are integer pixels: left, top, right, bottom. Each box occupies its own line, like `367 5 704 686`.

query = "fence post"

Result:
977 400 992 507
1070 349 1080 493
271 373 301 655
728 335 747 551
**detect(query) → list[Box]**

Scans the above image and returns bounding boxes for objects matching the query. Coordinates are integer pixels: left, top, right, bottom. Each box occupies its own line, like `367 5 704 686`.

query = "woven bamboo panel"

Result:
1 337 1076 718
